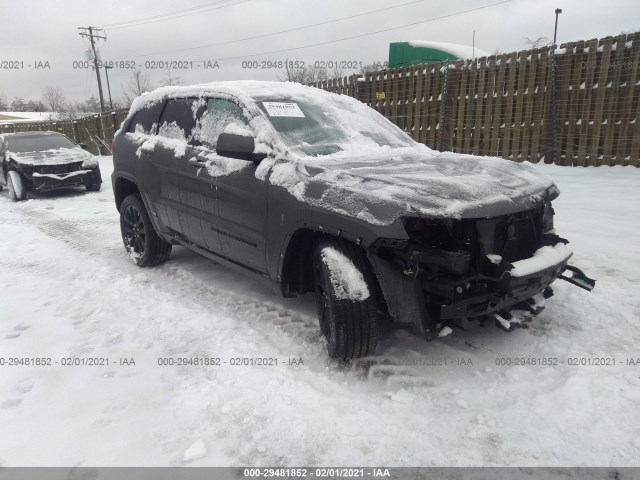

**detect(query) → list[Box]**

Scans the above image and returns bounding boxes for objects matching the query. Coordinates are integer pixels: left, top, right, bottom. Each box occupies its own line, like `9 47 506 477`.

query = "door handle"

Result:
189 157 207 168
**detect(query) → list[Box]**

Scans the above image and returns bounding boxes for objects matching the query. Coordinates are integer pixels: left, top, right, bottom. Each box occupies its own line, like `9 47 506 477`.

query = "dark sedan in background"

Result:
0 131 102 201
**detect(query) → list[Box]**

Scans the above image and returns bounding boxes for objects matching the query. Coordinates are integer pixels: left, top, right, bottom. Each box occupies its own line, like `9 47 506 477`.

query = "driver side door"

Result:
193 98 269 274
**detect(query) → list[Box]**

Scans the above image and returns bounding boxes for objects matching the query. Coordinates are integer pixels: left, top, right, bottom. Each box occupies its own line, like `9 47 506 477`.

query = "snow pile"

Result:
321 247 370 301
510 243 573 277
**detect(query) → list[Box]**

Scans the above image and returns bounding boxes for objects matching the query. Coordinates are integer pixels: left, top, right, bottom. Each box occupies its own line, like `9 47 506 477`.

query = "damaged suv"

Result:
0 131 102 201
112 81 595 359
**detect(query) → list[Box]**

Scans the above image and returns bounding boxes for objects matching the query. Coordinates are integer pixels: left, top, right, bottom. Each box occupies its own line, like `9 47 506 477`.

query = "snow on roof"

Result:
0 112 56 124
408 40 490 59
129 80 344 114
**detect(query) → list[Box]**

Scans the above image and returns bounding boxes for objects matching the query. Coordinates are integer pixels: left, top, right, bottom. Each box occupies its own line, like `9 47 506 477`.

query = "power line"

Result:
212 0 513 62
97 0 250 30
113 0 511 62
116 0 438 59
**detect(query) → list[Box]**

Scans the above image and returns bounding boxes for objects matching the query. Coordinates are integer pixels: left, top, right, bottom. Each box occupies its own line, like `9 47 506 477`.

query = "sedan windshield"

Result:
256 95 415 156
5 134 78 153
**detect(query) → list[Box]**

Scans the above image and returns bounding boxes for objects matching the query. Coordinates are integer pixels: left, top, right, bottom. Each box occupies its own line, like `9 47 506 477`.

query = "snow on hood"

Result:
274 145 558 224
9 147 98 167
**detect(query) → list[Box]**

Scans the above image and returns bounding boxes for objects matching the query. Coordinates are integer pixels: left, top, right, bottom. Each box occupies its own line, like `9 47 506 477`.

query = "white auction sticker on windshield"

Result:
262 102 305 118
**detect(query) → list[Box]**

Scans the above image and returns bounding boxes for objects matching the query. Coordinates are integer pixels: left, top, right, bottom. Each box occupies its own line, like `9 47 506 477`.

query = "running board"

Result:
559 265 596 291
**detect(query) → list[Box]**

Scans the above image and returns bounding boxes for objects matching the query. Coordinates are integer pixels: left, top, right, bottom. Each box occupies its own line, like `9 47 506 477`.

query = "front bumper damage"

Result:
22 164 102 192
368 223 596 340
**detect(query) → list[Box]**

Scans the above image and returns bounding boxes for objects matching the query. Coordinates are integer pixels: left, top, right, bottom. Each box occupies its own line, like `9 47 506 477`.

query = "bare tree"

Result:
280 58 345 84
41 86 67 114
358 60 388 75
121 69 154 106
10 97 27 112
523 36 550 49
331 66 344 81
0 94 8 111
303 64 328 83
280 58 307 83
160 68 182 87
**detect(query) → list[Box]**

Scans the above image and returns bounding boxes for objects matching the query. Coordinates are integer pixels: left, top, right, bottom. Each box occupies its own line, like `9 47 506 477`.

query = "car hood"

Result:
274 147 559 225
9 147 97 167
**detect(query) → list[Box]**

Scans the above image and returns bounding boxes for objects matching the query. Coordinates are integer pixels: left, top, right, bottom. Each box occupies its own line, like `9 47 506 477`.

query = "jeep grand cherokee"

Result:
111 81 595 360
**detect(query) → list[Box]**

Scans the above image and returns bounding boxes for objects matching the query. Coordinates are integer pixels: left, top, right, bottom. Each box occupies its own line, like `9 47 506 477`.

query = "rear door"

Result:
193 98 269 273
152 98 207 246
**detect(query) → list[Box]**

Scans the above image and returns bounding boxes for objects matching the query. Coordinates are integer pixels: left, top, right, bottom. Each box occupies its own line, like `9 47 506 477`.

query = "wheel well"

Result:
280 229 324 296
114 177 140 211
280 229 384 305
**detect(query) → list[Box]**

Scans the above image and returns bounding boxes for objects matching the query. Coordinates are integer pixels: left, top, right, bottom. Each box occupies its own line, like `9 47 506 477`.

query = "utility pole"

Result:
78 26 107 113
104 65 114 110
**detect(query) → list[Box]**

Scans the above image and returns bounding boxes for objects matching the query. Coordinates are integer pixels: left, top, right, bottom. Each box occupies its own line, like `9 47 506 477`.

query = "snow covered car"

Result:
0 131 102 201
111 81 595 360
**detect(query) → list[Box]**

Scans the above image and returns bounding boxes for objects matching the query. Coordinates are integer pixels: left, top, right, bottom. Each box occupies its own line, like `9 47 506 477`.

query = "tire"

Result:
119 194 172 267
313 237 379 360
86 183 101 192
7 170 26 202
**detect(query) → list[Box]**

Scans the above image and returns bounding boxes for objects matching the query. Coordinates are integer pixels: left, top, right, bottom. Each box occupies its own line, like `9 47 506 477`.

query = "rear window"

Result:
127 103 163 134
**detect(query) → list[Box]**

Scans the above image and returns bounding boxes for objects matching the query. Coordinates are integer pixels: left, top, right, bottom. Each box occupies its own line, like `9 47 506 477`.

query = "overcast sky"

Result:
0 0 637 106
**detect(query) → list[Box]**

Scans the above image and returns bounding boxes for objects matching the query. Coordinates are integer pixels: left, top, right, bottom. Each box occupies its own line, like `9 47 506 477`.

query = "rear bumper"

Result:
30 167 102 191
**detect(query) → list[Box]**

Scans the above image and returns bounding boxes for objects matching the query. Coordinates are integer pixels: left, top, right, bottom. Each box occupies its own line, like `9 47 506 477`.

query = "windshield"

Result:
256 95 415 156
5 134 78 153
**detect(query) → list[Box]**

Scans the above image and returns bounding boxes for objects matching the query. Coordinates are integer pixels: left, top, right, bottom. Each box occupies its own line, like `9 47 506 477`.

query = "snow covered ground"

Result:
0 157 639 467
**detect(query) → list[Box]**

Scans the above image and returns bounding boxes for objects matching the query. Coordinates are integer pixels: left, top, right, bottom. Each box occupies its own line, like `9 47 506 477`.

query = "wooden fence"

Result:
0 110 129 156
311 32 640 167
2 32 639 166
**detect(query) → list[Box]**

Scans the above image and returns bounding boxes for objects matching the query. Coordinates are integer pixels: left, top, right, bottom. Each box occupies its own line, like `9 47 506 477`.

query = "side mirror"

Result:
216 133 266 163
79 143 89 150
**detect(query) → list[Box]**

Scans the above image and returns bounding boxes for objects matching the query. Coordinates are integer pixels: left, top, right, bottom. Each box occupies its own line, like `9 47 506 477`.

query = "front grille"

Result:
494 208 543 262
35 163 83 175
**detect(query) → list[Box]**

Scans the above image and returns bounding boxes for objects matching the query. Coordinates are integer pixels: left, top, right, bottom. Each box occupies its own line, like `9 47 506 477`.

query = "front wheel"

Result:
313 237 379 360
120 194 171 267
7 170 26 202
86 183 101 192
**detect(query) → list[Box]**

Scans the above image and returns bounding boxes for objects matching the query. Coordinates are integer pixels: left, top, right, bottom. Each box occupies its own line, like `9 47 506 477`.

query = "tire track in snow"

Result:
9 202 448 391
19 208 121 255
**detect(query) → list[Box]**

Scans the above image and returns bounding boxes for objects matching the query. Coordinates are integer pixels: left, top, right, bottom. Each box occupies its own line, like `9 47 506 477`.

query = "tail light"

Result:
111 139 116 152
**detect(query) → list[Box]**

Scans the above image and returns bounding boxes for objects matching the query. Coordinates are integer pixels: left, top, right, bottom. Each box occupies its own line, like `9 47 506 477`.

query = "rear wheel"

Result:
7 170 26 202
120 194 171 267
86 182 101 192
313 237 379 360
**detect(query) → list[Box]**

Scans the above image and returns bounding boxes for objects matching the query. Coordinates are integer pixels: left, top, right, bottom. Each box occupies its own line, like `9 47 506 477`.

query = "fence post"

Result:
550 44 558 164
437 61 448 151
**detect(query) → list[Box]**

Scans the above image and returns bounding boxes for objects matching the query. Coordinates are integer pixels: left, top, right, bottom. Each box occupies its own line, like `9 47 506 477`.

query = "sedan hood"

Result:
9 147 97 167
276 146 559 225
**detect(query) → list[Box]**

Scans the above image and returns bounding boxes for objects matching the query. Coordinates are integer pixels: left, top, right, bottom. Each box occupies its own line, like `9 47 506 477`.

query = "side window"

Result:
157 98 198 141
127 103 163 133
194 99 250 148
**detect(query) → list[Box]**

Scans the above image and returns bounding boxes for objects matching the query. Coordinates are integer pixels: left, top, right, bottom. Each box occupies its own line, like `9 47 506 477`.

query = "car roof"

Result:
0 131 62 139
128 80 352 116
